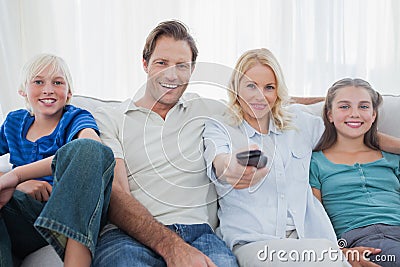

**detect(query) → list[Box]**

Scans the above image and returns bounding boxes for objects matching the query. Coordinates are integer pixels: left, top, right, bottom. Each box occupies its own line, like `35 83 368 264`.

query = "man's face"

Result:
143 35 193 108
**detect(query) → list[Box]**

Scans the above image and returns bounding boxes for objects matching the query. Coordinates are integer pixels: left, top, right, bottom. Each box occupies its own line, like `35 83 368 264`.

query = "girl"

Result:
310 78 400 267
0 54 114 267
203 48 348 266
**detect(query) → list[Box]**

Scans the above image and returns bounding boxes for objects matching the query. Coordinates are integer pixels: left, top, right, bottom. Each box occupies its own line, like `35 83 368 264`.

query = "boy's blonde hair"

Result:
227 48 292 130
19 54 74 112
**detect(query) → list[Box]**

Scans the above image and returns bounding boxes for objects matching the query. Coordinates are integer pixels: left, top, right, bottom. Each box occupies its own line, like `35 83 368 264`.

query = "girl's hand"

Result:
342 247 382 267
0 170 20 208
16 180 52 202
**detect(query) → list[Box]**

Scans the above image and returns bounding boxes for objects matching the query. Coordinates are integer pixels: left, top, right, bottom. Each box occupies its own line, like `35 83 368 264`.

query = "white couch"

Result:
1 94 399 266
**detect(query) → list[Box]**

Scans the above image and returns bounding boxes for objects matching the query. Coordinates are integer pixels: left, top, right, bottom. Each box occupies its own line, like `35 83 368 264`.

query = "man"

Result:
93 20 239 266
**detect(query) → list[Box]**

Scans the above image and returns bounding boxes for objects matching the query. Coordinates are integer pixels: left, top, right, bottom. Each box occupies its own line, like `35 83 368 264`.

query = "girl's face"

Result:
22 65 71 119
328 86 376 141
238 63 278 130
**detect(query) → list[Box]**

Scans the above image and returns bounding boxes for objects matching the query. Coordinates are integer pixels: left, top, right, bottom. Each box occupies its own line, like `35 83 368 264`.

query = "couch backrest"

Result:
295 94 400 138
2 94 399 172
71 95 123 115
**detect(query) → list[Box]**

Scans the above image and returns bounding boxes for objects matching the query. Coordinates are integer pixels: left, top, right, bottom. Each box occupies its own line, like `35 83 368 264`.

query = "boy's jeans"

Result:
0 139 115 265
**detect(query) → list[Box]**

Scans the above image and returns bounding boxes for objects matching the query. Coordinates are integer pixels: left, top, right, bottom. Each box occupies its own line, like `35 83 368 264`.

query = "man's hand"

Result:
0 170 20 208
342 247 382 267
163 239 216 267
16 180 52 202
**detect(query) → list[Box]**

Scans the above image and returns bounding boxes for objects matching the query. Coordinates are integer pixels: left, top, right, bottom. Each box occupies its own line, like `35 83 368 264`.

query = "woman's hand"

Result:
213 147 269 189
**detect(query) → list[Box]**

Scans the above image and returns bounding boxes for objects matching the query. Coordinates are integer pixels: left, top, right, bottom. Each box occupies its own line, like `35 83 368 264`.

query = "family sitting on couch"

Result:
1 20 400 267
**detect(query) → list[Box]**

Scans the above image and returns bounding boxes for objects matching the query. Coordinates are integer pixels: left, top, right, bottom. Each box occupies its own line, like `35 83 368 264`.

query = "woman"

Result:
203 48 348 266
310 78 400 267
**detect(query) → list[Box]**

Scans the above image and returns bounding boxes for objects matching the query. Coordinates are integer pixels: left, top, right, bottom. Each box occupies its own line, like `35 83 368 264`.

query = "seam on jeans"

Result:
34 217 95 260
86 157 115 241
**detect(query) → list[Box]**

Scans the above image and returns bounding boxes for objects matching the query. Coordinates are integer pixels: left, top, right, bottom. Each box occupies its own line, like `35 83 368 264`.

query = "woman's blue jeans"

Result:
93 223 238 267
0 139 115 265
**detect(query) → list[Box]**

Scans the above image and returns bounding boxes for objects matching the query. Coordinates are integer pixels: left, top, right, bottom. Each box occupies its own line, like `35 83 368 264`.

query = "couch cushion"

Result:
376 95 400 137
20 245 62 267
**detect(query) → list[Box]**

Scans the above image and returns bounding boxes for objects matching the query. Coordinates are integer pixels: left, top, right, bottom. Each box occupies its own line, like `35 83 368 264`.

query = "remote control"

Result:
236 149 268 168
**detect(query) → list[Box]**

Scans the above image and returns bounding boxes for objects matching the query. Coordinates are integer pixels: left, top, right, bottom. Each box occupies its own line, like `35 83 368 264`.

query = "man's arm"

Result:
108 158 216 267
378 132 400 154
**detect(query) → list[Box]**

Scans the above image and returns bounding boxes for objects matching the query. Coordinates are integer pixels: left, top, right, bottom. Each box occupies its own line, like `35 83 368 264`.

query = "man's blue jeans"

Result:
93 223 238 267
0 139 115 265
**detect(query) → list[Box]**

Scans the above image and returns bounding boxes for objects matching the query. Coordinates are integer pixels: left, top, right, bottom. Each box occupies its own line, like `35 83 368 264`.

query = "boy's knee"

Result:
57 139 114 162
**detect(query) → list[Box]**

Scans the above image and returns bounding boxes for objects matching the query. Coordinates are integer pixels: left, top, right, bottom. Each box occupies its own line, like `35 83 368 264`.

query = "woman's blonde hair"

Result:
19 54 73 112
226 48 292 130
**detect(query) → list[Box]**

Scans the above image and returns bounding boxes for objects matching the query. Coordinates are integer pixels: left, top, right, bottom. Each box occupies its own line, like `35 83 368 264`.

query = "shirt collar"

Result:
124 96 188 114
241 116 282 137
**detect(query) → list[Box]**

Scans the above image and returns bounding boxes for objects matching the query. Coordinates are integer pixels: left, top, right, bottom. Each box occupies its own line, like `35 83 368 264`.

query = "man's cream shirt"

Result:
95 93 226 228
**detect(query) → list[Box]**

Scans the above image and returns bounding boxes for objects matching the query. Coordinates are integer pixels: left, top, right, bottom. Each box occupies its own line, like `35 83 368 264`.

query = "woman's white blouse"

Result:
203 106 337 249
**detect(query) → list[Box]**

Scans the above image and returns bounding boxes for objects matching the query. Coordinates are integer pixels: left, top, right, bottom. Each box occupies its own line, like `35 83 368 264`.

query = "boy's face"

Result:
21 65 71 118
143 35 193 108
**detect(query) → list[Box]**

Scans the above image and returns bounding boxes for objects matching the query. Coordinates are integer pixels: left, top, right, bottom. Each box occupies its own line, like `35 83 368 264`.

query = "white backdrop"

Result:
1 0 399 114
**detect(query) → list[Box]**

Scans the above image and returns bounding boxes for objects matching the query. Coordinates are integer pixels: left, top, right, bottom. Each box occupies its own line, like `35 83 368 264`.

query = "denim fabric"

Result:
93 223 238 267
1 190 48 261
0 139 115 263
341 224 400 267
0 215 12 267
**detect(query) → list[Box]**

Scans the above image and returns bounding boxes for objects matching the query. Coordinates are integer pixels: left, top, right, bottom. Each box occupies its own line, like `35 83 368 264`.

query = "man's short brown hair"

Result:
142 20 198 64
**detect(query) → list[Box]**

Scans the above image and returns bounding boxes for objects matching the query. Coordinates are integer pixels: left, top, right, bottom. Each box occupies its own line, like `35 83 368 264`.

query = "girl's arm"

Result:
378 132 400 154
311 188 322 202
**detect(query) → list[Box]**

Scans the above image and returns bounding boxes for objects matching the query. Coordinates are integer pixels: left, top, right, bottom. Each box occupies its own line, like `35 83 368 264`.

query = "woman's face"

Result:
238 63 278 130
